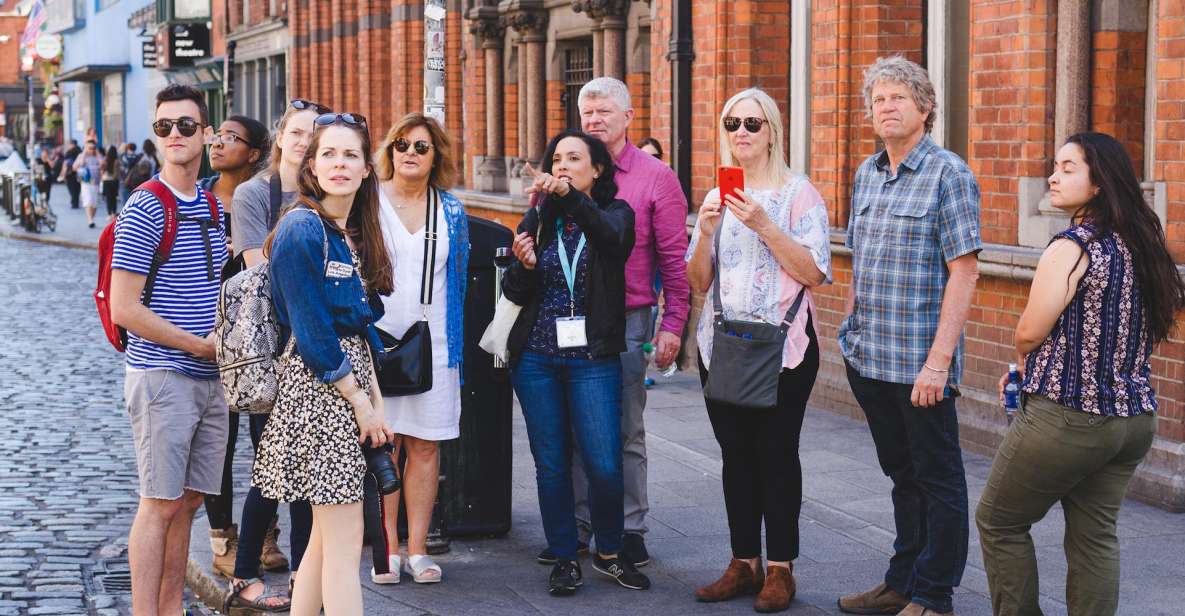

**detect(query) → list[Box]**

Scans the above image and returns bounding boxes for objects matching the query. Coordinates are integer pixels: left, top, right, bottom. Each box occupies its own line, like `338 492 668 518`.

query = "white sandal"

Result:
370 554 401 585
404 554 442 584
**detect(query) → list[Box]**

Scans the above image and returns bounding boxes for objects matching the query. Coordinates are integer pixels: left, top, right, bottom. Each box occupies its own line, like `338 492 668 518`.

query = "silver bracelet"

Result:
923 363 949 374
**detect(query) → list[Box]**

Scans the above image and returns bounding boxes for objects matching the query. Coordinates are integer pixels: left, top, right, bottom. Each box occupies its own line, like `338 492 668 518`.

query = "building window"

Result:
270 56 287 127
562 43 594 130
102 73 125 146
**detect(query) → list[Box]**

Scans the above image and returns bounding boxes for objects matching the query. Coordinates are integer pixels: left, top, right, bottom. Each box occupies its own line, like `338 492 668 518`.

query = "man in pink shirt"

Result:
556 77 689 568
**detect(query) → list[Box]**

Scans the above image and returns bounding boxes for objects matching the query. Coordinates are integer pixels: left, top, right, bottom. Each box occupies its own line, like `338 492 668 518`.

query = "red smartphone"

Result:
718 166 744 204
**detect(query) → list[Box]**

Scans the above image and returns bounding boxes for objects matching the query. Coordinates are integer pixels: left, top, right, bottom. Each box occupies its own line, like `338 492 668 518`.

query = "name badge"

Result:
326 261 354 278
555 317 588 349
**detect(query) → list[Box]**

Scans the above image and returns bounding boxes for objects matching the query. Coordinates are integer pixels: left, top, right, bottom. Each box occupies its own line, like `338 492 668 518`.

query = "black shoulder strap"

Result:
268 174 283 228
418 188 440 311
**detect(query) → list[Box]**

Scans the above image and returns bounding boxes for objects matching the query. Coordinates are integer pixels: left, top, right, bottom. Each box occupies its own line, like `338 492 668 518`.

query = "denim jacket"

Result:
270 207 385 383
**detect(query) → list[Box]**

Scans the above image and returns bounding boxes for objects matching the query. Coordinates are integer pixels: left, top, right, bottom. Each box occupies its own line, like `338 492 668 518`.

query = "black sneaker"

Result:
592 554 651 590
536 541 589 565
622 532 650 567
548 560 583 596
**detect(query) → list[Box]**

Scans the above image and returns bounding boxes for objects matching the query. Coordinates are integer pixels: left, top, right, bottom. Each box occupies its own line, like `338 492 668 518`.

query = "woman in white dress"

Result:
371 112 469 584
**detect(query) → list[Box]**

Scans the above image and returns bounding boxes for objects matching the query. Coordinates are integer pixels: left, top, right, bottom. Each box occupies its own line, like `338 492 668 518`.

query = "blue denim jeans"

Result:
512 352 624 560
845 361 969 614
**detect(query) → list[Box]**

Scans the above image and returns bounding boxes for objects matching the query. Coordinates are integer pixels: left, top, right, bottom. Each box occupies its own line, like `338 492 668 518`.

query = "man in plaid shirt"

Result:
836 57 982 616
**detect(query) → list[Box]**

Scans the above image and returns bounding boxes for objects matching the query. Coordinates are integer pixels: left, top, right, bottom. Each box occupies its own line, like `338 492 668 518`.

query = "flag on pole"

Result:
21 0 47 46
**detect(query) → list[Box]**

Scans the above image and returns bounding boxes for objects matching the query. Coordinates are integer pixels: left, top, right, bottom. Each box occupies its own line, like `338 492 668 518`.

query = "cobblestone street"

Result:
0 233 141 615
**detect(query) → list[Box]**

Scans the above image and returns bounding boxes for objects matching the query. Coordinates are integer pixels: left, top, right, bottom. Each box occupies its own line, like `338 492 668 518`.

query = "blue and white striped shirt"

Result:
111 178 227 379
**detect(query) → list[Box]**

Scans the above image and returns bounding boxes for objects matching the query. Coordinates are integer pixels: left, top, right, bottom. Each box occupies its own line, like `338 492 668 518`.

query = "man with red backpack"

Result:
105 84 228 616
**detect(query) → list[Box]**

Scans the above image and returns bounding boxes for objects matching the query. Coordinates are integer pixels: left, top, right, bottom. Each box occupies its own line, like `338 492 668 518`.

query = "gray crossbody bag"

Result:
702 215 806 411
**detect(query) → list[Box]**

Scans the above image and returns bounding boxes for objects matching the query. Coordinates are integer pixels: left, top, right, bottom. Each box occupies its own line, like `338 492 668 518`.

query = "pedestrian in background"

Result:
73 139 102 227
109 84 228 616
637 137 663 159
976 132 1185 616
557 77 688 570
220 100 327 611
505 129 649 596
143 139 161 175
119 142 141 207
59 140 82 209
34 147 54 205
686 88 831 613
837 56 981 616
370 112 469 586
100 145 120 222
252 111 395 616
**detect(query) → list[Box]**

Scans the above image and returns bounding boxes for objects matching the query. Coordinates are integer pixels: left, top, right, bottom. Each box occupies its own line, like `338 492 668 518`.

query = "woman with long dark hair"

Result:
250 113 395 615
976 132 1185 616
99 145 120 221
504 129 649 596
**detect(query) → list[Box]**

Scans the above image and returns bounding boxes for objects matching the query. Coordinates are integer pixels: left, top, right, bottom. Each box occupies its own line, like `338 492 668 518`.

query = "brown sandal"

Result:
222 577 291 613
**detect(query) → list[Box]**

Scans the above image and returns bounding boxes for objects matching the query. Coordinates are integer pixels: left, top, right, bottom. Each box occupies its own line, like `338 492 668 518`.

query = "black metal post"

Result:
668 0 694 206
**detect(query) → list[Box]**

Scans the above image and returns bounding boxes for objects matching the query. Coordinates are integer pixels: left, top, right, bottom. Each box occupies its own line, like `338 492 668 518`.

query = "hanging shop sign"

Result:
155 22 211 69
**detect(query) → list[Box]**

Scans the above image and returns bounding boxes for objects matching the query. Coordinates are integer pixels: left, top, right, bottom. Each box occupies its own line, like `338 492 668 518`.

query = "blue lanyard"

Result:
555 218 586 315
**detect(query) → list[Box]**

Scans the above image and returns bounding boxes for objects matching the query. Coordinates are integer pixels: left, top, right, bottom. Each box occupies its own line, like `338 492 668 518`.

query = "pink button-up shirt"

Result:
613 141 690 335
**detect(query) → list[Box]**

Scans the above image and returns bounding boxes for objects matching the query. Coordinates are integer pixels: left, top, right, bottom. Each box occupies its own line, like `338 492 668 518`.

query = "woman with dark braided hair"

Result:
976 132 1185 616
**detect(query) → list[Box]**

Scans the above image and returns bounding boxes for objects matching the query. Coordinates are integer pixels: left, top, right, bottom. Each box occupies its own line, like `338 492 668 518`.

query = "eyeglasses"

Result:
393 138 433 156
722 116 768 133
153 117 203 138
290 99 331 114
208 133 256 148
314 113 367 128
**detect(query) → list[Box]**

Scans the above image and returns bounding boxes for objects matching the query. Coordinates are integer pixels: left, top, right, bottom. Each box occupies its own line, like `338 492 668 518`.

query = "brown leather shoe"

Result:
695 559 764 602
837 581 910 614
260 516 290 572
896 603 953 616
753 564 796 613
209 525 238 578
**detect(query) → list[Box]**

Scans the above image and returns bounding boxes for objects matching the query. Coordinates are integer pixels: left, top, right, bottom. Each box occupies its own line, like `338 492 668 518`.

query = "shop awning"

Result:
163 57 224 91
54 64 131 82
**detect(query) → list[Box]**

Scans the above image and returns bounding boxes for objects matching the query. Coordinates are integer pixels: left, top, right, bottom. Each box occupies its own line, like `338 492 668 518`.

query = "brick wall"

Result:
0 17 25 87
1156 0 1185 263
1092 30 1147 175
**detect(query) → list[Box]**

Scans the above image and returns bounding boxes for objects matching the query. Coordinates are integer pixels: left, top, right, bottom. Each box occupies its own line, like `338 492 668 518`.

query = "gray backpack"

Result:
214 208 327 412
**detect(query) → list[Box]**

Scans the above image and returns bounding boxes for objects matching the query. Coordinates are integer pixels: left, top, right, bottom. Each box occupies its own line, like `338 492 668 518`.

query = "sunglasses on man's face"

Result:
153 117 203 138
393 138 433 156
722 116 768 133
314 113 367 128
291 99 331 114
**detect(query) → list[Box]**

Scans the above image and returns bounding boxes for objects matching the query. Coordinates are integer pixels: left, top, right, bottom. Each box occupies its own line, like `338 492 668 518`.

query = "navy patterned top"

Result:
526 217 591 358
1022 223 1157 417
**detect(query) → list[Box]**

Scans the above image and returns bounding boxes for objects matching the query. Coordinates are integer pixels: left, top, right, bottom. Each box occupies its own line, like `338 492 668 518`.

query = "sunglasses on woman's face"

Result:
291 99 331 114
314 113 367 128
152 117 203 138
393 138 433 156
722 116 768 133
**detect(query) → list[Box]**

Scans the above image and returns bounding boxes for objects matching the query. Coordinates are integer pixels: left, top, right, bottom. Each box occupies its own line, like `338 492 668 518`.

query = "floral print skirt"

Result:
252 335 373 505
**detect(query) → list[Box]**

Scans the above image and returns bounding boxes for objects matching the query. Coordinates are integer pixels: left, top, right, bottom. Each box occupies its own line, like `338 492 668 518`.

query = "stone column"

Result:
508 7 549 164
469 8 508 192
575 0 629 80
1054 0 1090 148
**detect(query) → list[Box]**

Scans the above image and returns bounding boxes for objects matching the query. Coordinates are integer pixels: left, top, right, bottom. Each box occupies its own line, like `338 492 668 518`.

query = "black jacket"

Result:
503 187 635 364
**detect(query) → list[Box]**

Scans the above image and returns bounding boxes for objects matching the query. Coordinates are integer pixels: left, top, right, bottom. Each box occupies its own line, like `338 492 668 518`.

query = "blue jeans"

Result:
512 352 625 560
845 361 969 614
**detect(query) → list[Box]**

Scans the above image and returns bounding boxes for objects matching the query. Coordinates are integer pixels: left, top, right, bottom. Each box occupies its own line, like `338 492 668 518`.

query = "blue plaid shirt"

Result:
838 135 982 385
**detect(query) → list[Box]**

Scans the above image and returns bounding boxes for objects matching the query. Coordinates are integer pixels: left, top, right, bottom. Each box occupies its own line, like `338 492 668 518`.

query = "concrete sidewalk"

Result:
0 185 105 250
186 373 1185 616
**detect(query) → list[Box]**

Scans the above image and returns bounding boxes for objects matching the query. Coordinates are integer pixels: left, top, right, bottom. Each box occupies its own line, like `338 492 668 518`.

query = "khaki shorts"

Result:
125 369 229 500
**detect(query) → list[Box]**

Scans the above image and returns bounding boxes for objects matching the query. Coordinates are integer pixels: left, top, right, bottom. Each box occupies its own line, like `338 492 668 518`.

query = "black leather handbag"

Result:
374 188 440 396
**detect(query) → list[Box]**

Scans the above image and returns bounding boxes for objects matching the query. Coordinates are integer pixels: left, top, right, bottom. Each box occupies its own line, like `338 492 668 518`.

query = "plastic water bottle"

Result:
1003 363 1021 424
641 342 678 377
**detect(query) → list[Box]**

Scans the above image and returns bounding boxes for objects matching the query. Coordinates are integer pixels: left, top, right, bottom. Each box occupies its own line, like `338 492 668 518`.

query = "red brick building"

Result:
285 0 1185 510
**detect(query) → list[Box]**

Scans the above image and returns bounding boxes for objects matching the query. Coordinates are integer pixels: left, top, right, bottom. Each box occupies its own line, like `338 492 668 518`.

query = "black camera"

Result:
362 438 401 495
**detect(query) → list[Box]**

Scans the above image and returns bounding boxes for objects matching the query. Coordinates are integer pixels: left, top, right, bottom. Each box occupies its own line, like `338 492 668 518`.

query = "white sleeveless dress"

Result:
375 190 461 441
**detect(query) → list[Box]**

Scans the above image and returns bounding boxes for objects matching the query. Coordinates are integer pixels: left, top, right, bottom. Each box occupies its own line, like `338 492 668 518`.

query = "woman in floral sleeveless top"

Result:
976 133 1185 616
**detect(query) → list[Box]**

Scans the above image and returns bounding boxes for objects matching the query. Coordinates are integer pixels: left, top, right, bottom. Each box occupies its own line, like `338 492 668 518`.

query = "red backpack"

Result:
95 179 219 352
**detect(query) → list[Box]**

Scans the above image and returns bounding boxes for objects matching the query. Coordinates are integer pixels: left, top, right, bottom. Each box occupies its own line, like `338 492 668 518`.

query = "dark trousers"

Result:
698 322 818 562
66 178 81 208
101 179 118 216
845 361 969 614
200 412 312 578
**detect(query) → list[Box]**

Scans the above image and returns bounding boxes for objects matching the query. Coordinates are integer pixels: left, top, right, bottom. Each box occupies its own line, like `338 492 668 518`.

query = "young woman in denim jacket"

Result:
369 112 469 585
504 130 649 596
250 113 395 616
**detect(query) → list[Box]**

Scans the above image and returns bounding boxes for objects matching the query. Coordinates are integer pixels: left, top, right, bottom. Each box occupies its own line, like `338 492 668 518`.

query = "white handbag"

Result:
479 295 522 363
